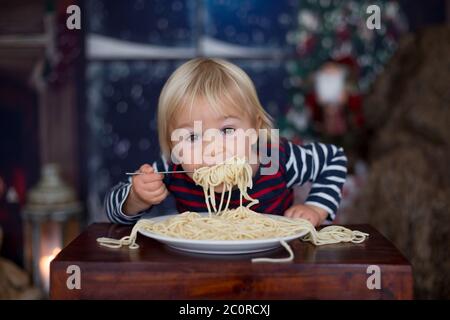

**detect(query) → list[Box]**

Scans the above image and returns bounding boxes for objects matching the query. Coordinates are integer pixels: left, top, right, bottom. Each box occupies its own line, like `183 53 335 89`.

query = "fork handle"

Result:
126 171 192 175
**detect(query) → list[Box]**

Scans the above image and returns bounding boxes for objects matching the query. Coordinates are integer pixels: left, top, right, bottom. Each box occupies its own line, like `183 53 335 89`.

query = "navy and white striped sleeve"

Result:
283 140 348 221
104 155 170 224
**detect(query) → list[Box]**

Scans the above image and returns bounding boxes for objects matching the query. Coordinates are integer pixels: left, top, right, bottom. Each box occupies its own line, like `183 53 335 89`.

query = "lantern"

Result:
22 164 82 294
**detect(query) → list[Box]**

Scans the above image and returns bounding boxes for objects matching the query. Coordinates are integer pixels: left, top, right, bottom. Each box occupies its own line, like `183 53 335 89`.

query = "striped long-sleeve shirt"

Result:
105 137 347 224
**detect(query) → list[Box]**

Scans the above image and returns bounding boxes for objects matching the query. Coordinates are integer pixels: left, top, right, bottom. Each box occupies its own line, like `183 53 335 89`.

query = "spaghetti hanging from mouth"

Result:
192 156 259 215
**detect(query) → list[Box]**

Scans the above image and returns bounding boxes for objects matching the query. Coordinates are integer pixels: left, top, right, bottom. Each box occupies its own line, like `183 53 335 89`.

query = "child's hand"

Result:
284 204 328 227
124 164 169 215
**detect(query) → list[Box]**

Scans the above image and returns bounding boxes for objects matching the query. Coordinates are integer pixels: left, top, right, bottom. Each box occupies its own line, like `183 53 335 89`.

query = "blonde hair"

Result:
157 58 274 160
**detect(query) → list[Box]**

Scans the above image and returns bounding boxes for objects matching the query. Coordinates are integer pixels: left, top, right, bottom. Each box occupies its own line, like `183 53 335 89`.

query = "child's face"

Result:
170 97 260 189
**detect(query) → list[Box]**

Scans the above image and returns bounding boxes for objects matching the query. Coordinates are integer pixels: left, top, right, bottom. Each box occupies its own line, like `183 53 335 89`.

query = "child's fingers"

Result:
284 207 295 218
132 164 162 182
133 184 167 204
147 183 167 197
290 210 311 220
284 206 319 224
133 175 155 187
299 212 317 224
151 188 169 205
292 211 307 219
132 164 161 183
136 180 165 194
284 207 303 218
139 173 164 184
139 164 154 174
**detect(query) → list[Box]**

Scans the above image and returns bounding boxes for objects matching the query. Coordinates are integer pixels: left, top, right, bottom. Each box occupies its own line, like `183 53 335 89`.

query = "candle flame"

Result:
39 247 61 293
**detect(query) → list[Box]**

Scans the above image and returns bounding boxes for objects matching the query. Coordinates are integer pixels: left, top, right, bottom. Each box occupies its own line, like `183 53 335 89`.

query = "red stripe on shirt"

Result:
172 172 195 183
226 181 285 205
250 181 285 198
266 189 292 213
176 197 207 208
257 170 281 183
169 184 204 196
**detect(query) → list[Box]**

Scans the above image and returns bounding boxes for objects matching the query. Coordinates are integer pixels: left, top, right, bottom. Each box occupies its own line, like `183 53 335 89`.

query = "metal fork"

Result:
126 170 193 176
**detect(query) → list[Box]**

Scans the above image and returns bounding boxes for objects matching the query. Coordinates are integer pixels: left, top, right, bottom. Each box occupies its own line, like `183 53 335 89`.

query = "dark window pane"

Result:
86 0 197 47
204 0 298 50
85 61 180 213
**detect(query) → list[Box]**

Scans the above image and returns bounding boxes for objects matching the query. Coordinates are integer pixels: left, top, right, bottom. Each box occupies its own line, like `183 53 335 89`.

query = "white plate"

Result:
138 213 308 255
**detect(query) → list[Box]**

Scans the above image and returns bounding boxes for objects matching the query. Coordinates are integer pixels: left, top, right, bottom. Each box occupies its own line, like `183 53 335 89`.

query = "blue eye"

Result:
222 127 235 135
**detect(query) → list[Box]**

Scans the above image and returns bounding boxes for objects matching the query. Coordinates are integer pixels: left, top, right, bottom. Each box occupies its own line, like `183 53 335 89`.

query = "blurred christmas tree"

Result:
280 0 408 143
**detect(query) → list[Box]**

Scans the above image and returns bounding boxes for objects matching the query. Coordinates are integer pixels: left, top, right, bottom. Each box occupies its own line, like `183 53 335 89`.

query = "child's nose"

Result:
202 141 227 166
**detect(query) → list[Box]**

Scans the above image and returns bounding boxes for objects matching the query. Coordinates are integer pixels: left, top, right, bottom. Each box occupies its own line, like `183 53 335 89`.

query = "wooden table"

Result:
50 223 413 299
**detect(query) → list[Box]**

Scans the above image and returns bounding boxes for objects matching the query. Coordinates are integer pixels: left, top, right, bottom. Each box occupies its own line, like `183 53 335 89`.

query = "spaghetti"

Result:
97 156 369 262
192 156 258 215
